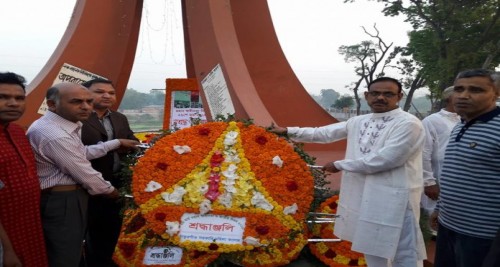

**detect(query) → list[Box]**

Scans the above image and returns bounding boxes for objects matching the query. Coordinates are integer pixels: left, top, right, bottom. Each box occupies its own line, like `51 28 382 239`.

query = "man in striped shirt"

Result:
432 69 500 267
27 82 139 267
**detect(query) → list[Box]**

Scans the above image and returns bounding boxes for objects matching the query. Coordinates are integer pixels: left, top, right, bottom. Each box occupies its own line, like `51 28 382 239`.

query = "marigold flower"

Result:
120 122 314 266
308 195 367 267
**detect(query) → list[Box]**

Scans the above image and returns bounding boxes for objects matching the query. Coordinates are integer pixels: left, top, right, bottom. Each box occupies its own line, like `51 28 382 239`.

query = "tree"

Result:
346 0 500 96
319 89 340 109
119 89 149 109
386 48 427 112
338 24 397 115
333 95 355 109
149 90 166 105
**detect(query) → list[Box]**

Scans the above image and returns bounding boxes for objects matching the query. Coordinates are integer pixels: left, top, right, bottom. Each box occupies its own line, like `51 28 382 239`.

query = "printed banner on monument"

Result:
200 64 235 119
37 63 105 115
169 91 207 129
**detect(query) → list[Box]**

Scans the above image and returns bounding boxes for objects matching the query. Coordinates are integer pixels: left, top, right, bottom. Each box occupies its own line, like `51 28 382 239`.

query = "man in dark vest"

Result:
81 78 138 267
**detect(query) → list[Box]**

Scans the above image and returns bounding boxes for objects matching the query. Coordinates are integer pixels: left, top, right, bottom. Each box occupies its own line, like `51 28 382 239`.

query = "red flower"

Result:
328 201 338 210
208 243 219 250
286 181 298 191
125 214 146 234
255 225 270 235
118 242 136 259
205 190 220 201
192 250 207 259
154 213 166 221
144 133 158 144
324 249 337 259
349 259 359 266
156 162 169 170
255 135 268 145
198 127 210 135
210 152 224 166
145 230 156 239
208 174 221 183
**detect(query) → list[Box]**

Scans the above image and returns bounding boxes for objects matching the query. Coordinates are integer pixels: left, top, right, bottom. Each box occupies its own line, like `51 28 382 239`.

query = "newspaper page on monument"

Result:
200 64 235 119
37 63 105 115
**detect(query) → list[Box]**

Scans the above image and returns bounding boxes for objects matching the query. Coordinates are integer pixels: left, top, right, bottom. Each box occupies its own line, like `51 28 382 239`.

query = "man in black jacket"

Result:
81 78 138 267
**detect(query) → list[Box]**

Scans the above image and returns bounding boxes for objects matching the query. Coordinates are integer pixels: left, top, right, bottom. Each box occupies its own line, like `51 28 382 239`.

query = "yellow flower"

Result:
118 121 314 266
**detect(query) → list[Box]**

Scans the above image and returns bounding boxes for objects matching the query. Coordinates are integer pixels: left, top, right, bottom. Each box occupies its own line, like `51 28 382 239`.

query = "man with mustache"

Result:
81 78 138 267
432 69 500 267
27 82 139 267
0 72 48 267
271 77 426 267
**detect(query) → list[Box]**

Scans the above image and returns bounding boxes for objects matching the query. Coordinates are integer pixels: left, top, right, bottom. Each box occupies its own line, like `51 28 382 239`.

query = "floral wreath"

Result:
308 195 366 267
114 121 314 266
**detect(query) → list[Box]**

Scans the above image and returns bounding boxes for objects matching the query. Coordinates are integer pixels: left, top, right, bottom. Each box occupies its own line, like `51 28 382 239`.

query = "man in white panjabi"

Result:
272 77 427 267
420 86 460 217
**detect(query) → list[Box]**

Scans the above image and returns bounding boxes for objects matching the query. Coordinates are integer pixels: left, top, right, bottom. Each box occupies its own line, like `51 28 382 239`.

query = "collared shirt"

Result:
97 110 121 171
0 122 49 266
99 110 114 141
27 111 120 195
438 107 500 239
422 109 460 186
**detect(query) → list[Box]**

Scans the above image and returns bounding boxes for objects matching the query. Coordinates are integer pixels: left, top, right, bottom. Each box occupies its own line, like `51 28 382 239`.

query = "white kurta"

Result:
420 109 460 214
288 108 426 260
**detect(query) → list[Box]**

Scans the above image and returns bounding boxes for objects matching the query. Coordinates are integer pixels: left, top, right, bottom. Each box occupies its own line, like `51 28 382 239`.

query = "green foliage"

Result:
347 0 500 94
333 95 355 109
338 25 398 114
117 129 172 211
119 116 335 266
119 89 150 109
214 113 236 122
319 89 340 108
119 88 166 109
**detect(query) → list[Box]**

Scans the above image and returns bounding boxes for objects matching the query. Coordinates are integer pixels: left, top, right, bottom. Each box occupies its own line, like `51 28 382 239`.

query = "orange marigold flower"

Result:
122 121 314 266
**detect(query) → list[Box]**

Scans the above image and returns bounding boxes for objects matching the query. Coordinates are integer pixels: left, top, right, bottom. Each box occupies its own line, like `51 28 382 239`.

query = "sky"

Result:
0 0 420 96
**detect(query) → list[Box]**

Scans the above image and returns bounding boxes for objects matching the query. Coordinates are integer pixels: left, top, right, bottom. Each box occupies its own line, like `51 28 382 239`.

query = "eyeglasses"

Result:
366 91 398 98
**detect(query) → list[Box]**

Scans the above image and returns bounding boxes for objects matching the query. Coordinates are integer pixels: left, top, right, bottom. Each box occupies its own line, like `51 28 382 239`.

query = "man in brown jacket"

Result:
81 78 138 267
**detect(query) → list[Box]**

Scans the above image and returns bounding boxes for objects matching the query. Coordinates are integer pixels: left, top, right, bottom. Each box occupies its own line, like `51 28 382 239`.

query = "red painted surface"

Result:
17 0 143 128
18 0 346 189
182 0 346 180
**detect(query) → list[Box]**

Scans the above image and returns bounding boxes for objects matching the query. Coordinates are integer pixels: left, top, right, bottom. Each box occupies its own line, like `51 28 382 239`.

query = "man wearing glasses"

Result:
271 77 426 267
432 69 500 267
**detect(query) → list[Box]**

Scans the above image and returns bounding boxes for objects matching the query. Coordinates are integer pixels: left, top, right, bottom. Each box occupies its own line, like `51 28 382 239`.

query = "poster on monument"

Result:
169 91 207 130
200 64 235 119
37 63 105 115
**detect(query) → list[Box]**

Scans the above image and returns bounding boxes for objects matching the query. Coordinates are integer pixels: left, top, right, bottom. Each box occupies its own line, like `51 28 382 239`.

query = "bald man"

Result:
27 83 139 267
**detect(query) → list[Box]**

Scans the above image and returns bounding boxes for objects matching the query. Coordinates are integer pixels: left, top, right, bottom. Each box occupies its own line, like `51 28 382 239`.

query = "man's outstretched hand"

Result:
322 162 340 173
268 124 288 135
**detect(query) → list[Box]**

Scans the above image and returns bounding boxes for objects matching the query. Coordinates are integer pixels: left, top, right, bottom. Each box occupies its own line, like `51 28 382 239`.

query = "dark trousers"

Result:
434 224 493 267
86 196 123 267
482 227 500 267
41 189 88 267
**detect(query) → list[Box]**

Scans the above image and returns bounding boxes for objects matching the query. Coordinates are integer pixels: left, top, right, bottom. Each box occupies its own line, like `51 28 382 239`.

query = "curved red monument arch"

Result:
17 0 143 127
19 0 345 173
